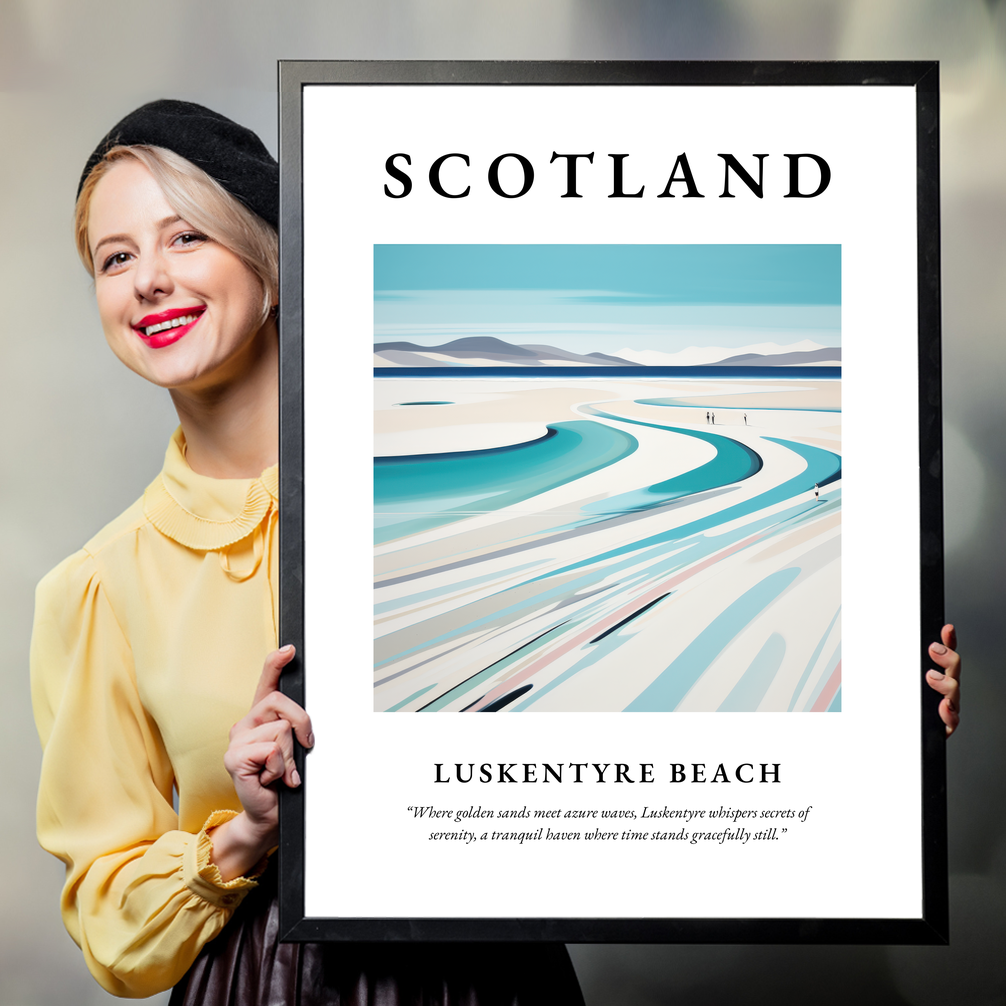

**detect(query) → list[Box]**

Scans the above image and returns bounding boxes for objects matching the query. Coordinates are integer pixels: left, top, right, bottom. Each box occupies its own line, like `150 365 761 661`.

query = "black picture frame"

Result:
277 60 945 944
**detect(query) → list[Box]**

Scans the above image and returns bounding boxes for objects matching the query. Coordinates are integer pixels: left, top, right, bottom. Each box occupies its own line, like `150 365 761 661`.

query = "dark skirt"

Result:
169 870 585 1006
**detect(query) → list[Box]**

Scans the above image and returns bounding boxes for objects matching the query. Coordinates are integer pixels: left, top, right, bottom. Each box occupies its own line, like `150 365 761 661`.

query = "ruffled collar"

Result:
143 428 278 551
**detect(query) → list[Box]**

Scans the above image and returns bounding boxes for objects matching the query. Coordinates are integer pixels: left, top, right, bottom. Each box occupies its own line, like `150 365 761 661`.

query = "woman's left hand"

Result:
926 624 961 737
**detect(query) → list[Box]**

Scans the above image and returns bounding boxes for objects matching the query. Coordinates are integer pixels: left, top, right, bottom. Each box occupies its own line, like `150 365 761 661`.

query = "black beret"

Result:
78 99 278 228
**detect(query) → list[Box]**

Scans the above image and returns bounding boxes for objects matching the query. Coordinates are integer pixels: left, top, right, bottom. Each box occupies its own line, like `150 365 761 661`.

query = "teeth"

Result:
142 313 199 337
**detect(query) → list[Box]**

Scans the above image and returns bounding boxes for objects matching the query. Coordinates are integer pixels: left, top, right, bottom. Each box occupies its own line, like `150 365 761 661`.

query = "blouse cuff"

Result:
183 810 269 909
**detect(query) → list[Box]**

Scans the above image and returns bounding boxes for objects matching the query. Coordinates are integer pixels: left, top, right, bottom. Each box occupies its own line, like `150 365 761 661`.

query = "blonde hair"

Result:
75 145 278 323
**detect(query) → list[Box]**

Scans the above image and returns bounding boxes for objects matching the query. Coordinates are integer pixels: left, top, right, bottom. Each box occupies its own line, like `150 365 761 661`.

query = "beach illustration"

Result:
374 245 841 713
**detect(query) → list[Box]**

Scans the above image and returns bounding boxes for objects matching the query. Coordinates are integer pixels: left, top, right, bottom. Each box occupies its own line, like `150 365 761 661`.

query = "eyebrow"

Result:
91 215 185 258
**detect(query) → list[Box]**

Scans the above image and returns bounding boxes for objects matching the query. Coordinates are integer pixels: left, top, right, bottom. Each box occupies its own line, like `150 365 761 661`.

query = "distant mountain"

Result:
519 345 637 366
585 351 640 365
374 337 636 367
377 336 538 359
713 347 842 367
374 337 840 368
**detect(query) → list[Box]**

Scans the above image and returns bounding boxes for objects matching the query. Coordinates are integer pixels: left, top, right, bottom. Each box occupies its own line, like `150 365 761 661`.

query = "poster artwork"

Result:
374 244 841 714
287 64 943 941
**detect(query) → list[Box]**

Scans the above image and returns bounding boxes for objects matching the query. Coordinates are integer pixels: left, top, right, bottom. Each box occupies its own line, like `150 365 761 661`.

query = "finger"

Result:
224 739 287 786
926 669 960 706
939 697 960 737
941 624 957 652
252 645 296 707
928 640 961 681
245 690 314 749
927 668 961 739
233 720 301 788
258 742 287 787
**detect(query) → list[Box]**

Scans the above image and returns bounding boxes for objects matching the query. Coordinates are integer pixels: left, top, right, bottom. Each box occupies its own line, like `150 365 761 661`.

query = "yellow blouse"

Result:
31 428 279 998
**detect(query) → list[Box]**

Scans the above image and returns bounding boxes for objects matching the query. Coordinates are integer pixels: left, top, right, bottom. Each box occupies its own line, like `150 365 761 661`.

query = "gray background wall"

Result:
1 2 1003 1003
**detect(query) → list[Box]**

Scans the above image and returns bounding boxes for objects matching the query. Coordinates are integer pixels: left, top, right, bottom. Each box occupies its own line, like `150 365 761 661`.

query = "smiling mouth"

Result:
136 308 205 338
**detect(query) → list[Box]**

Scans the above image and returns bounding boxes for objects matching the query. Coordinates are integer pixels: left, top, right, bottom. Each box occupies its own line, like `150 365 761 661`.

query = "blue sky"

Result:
374 245 841 355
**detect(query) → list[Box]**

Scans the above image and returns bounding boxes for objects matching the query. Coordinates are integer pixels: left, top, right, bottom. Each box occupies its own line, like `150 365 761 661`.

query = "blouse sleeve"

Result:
31 549 262 998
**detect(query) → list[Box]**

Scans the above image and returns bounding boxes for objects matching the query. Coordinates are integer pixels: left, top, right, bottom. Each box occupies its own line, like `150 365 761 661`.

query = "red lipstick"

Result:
133 306 205 349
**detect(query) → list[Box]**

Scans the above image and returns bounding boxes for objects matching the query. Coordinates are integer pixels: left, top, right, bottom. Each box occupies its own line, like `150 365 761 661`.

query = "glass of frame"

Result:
277 60 946 944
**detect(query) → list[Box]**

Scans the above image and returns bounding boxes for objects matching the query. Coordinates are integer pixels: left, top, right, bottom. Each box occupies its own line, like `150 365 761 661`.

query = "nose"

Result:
133 247 173 303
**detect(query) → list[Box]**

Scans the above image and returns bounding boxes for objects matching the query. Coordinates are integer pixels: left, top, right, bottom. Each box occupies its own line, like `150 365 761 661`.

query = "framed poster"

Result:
277 61 946 943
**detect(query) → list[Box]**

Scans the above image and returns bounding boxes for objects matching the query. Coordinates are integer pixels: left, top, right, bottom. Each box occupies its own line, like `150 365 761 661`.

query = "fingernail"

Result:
931 643 947 655
280 644 295 654
292 768 301 787
927 670 944 680
306 732 315 748
946 700 956 713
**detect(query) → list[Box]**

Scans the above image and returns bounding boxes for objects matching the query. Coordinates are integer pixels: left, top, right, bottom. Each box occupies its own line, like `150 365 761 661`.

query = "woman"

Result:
31 99 586 1003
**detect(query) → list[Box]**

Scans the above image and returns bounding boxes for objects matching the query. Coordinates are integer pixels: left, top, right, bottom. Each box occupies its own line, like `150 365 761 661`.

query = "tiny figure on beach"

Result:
743 412 748 425
706 410 710 424
711 412 716 424
814 482 820 502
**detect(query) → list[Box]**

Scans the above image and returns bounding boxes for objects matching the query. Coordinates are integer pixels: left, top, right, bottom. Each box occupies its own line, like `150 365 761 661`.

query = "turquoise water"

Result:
532 436 842 582
375 414 842 712
582 426 761 514
374 420 637 543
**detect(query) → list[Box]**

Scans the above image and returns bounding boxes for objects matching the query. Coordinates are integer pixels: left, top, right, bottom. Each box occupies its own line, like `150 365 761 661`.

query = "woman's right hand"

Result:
209 645 314 881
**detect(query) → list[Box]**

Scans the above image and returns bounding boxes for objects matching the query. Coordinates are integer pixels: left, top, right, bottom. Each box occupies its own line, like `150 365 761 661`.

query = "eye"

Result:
100 251 132 274
172 230 208 249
